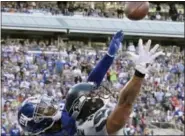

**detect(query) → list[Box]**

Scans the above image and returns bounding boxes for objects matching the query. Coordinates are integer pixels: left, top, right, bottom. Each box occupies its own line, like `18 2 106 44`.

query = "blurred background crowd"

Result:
1 37 184 136
1 1 184 21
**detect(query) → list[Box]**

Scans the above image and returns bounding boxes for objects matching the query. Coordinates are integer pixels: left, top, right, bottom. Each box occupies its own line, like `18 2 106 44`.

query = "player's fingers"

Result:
119 43 122 49
150 44 159 54
114 30 123 39
138 39 144 53
116 30 123 34
138 39 143 47
151 51 165 60
145 39 151 52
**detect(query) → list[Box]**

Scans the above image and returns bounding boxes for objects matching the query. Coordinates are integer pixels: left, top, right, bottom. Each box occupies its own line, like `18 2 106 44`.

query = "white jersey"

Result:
76 107 111 135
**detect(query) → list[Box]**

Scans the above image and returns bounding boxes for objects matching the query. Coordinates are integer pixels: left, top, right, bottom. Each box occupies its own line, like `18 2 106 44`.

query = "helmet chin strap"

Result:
52 110 61 121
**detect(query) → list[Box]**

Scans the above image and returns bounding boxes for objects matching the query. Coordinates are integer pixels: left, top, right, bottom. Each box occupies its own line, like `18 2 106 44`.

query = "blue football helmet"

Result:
17 95 61 135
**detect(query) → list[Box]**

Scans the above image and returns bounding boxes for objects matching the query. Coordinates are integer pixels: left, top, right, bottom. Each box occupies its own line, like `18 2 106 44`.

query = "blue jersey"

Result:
42 103 76 136
1 126 7 136
47 60 54 71
9 127 21 136
55 60 63 73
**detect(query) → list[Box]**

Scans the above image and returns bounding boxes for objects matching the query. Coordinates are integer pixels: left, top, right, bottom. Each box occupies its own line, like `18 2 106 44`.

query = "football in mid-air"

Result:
125 2 149 20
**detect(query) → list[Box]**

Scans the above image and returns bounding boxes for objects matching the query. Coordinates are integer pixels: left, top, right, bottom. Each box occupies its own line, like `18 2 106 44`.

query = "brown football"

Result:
125 2 149 20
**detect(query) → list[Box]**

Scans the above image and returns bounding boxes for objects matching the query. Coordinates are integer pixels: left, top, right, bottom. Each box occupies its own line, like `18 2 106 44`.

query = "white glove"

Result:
127 39 165 74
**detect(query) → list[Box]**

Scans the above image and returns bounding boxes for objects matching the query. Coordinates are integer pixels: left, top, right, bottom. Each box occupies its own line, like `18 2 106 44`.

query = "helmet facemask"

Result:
33 95 61 123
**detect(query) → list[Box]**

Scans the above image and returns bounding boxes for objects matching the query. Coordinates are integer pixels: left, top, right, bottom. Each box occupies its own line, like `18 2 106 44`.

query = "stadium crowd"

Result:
1 1 184 22
1 38 184 136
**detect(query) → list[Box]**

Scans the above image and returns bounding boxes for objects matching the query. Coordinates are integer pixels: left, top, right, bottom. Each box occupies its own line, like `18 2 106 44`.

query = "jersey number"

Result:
93 109 111 132
76 129 85 136
19 114 29 127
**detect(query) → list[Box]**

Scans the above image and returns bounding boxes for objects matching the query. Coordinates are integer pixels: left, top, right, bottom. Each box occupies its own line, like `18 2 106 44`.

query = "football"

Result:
125 2 149 20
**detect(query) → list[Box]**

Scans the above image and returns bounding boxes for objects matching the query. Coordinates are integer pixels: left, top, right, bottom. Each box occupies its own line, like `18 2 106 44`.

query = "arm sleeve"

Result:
87 54 114 87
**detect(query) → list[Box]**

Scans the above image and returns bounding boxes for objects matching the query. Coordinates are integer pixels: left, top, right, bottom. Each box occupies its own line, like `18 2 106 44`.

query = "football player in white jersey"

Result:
65 39 164 135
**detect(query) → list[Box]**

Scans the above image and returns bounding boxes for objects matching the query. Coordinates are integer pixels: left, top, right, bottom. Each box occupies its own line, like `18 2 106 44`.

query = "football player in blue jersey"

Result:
17 30 124 136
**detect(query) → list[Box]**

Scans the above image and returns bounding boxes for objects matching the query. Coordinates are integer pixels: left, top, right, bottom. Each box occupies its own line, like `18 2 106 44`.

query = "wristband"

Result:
134 70 145 78
106 52 115 58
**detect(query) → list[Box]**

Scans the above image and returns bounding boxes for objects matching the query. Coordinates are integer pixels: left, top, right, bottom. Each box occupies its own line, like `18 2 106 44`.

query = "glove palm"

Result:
127 39 165 74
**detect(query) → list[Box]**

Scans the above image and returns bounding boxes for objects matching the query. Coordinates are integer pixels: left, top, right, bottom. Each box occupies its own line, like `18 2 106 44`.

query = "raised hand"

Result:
127 39 165 74
107 30 124 57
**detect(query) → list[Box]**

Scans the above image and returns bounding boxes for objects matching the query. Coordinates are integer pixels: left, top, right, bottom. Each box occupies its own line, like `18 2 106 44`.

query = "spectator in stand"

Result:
9 123 21 136
156 12 162 20
117 7 124 18
156 4 161 13
178 11 184 21
169 4 178 21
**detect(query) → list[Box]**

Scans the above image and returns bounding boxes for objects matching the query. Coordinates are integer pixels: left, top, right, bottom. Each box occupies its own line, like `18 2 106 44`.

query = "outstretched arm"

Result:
87 54 114 87
87 30 124 87
106 39 165 134
106 70 144 134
